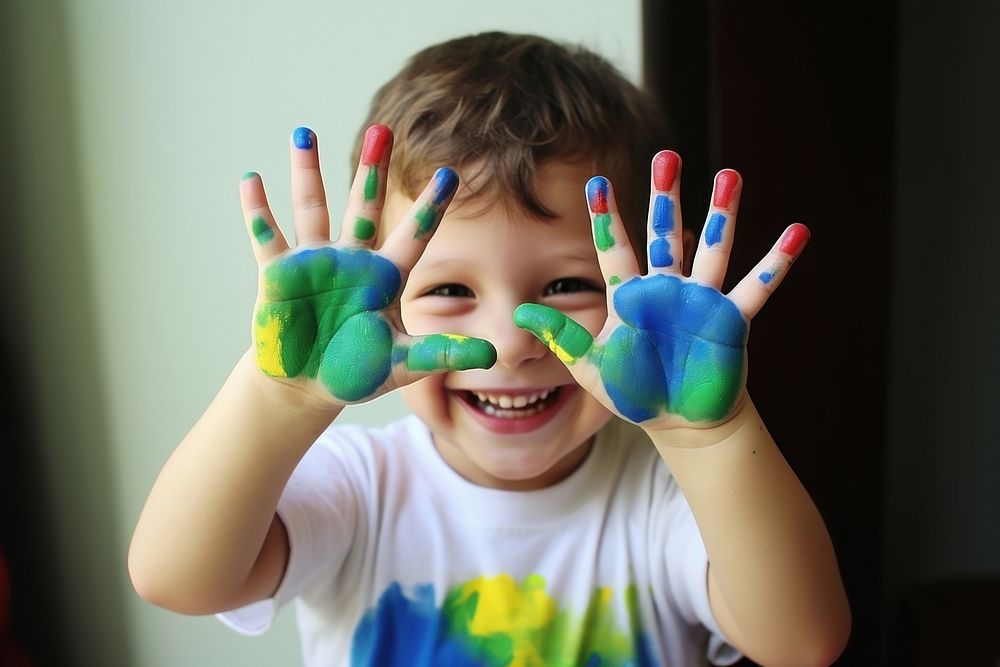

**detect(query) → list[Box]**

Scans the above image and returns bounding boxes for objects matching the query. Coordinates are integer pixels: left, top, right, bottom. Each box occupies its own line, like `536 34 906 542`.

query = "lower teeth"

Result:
480 403 543 418
474 390 558 419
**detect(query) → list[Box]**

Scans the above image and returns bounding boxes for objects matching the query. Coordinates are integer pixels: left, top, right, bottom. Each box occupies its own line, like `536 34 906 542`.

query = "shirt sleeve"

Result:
664 504 741 665
216 429 366 636
652 470 742 666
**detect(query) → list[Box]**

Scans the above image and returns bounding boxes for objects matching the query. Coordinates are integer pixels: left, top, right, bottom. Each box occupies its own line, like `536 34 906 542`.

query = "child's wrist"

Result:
237 349 344 420
643 393 759 450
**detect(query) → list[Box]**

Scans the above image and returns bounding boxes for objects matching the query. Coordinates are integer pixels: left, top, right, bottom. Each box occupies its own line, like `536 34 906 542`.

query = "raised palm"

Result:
243 125 495 405
516 152 809 428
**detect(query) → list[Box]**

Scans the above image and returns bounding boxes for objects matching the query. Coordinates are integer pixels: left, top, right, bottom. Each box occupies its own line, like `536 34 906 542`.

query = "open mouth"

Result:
458 387 563 419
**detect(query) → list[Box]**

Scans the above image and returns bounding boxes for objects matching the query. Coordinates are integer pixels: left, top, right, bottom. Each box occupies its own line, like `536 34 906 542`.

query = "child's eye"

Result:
544 278 601 296
427 284 474 298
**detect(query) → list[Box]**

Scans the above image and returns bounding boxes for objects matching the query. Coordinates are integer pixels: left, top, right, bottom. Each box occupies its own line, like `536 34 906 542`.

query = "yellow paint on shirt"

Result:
459 574 556 636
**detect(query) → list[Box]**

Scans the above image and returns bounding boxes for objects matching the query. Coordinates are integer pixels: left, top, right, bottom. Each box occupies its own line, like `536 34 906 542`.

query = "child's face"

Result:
382 161 615 490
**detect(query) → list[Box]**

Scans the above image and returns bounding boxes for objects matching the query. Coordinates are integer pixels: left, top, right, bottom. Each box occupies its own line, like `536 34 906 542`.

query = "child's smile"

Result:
451 383 575 434
381 161 615 490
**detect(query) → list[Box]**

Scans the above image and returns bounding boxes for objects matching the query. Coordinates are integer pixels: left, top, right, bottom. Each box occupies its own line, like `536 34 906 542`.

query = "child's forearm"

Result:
128 350 341 615
650 399 850 666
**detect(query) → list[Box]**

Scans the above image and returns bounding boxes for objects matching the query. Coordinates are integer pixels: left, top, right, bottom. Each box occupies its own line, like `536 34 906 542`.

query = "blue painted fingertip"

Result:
293 126 315 150
431 167 459 204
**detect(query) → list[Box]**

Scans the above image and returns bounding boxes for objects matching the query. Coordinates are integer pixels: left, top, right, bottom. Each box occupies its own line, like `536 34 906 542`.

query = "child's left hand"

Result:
515 151 809 433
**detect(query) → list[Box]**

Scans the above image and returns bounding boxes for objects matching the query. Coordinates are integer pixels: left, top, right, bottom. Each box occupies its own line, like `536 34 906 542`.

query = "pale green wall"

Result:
4 1 641 664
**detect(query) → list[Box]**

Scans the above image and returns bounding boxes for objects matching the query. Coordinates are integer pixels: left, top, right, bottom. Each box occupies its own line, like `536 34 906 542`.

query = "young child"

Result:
129 32 850 666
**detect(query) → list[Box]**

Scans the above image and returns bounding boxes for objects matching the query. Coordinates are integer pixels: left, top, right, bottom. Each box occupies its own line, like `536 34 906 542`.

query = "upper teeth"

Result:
474 390 552 409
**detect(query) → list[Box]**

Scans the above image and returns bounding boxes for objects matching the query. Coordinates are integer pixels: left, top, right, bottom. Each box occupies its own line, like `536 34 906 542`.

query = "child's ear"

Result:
682 229 697 277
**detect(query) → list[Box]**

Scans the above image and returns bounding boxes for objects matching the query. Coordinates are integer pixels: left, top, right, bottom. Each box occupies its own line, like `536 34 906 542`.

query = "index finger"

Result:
377 167 460 273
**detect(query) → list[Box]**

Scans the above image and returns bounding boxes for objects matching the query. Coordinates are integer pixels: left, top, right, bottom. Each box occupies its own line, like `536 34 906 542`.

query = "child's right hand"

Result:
240 125 496 407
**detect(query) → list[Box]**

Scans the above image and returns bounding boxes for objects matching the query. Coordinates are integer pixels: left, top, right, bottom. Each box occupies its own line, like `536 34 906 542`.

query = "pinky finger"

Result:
240 171 290 264
727 223 811 319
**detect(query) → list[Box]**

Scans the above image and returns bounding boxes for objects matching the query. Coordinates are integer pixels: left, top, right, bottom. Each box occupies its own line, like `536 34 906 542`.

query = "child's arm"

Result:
128 126 494 615
515 152 850 665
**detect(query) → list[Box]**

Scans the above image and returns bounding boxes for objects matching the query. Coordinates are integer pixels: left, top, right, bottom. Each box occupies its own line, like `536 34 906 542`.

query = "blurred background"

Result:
0 0 997 665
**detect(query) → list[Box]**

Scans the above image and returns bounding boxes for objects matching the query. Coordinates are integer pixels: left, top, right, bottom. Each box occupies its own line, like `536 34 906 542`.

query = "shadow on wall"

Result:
0 0 133 664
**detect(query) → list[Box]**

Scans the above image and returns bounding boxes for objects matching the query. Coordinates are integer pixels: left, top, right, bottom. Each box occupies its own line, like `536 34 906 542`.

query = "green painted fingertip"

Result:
241 170 259 181
513 303 593 364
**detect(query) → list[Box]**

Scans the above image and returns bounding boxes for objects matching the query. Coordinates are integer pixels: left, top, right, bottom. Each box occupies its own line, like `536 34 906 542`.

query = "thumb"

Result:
390 333 497 387
512 304 594 365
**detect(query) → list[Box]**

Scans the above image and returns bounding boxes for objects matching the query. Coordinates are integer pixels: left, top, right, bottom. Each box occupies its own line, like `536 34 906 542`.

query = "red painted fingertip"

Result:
778 223 811 257
652 151 680 191
712 169 741 209
361 124 393 165
587 176 610 213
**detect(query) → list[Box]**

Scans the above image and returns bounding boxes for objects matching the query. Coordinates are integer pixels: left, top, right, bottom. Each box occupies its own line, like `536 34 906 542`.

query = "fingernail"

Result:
586 176 610 213
361 124 392 165
432 167 459 204
712 169 740 208
653 151 680 191
778 223 810 256
292 126 314 150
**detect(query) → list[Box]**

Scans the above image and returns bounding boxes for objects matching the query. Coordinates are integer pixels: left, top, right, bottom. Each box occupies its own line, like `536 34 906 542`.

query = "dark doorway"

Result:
643 2 896 663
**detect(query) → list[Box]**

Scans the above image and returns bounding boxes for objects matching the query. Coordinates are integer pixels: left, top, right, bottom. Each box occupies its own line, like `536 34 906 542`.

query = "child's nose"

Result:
487 309 548 369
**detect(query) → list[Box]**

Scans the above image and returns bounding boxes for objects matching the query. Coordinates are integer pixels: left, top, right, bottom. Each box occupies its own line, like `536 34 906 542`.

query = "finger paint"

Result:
608 275 621 286
712 169 739 208
401 334 497 372
704 213 726 247
431 167 459 204
650 195 675 267
778 223 810 257
353 217 376 241
652 151 679 191
360 126 391 203
292 126 314 150
361 124 391 164
364 168 379 202
241 171 258 181
587 177 615 251
413 168 460 239
414 203 438 239
759 264 781 284
254 247 402 400
602 274 747 422
586 176 610 213
649 239 673 268
593 214 615 251
251 216 274 244
513 304 593 364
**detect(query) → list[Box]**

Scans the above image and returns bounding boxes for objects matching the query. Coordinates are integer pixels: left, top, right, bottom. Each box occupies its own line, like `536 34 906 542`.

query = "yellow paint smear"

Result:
255 315 286 376
541 330 575 364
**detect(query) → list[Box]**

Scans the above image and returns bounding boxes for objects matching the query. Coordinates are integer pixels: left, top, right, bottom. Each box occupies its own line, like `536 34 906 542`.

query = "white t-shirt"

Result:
219 415 740 666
